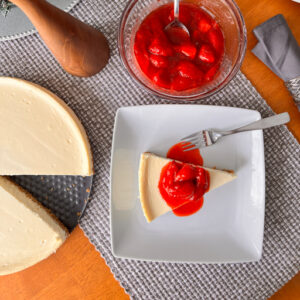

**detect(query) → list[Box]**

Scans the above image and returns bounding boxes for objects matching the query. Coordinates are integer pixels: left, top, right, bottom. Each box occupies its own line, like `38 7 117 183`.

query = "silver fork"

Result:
181 112 290 151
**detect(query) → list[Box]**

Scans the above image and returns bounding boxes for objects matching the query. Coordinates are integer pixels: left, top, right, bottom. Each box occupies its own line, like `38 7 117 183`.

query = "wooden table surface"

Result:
1 0 300 299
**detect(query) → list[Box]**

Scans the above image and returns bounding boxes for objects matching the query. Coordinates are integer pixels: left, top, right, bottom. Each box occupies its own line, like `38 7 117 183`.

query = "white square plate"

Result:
110 105 265 263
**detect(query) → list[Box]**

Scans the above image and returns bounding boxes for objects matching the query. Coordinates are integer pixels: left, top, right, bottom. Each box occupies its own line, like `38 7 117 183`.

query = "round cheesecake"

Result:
0 77 93 175
0 176 68 275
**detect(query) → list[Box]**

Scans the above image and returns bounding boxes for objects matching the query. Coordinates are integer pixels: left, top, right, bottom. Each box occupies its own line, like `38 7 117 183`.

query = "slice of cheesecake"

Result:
0 176 68 276
139 152 236 222
0 77 93 175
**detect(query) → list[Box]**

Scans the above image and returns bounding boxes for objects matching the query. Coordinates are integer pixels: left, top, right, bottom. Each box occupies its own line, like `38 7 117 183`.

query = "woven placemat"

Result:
0 1 299 299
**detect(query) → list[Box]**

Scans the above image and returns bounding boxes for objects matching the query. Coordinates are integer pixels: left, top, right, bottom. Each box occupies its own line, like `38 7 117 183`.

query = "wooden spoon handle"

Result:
10 0 110 77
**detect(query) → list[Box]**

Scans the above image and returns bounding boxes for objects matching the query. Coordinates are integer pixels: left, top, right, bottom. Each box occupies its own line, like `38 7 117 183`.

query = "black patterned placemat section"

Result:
12 175 93 231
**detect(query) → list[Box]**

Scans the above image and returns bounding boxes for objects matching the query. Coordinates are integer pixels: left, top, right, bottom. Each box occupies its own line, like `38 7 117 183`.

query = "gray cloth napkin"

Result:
252 14 300 81
252 14 300 108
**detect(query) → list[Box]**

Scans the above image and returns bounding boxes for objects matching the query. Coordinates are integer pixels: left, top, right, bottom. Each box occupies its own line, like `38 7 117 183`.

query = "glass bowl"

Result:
118 0 247 101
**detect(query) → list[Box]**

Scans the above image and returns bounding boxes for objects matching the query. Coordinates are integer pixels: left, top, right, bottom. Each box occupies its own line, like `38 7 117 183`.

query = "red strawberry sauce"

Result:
134 3 224 91
158 143 210 217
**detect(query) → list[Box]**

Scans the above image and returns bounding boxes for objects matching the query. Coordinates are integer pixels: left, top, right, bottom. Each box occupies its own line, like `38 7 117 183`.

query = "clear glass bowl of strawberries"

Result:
118 0 247 101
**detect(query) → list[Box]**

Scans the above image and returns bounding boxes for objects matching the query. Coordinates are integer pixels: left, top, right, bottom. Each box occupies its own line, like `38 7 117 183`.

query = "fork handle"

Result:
224 112 290 135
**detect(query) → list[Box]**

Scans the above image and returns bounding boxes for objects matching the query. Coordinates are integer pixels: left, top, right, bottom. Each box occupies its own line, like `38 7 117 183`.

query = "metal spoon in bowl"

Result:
165 0 190 43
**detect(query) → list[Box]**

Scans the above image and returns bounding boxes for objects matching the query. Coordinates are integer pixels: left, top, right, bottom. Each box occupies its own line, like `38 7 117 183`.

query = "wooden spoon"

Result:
10 0 110 77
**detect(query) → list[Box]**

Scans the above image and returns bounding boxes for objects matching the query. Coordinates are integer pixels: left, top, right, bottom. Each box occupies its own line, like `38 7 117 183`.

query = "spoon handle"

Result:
10 0 110 77
174 0 179 20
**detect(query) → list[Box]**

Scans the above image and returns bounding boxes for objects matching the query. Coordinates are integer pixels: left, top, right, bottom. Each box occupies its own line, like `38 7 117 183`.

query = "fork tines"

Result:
180 131 211 151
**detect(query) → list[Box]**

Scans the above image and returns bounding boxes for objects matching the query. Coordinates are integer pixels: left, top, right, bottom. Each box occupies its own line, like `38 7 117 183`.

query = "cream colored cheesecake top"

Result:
0 77 93 175
139 153 237 222
0 176 68 276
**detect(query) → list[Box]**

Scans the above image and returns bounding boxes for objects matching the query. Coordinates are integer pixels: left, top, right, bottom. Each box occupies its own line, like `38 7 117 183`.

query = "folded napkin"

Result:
252 14 300 108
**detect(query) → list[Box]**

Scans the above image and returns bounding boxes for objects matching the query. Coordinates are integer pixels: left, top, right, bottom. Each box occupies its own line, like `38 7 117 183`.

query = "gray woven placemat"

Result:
0 1 299 299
